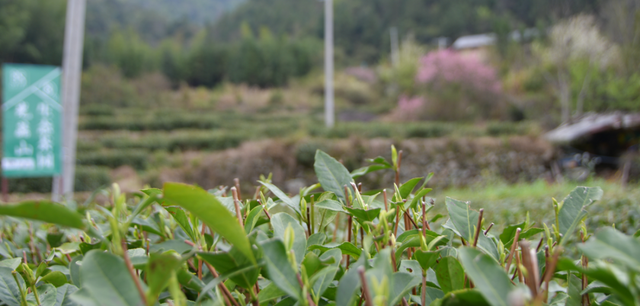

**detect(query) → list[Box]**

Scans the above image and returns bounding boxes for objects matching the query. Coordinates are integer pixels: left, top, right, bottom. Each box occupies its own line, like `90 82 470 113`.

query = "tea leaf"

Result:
310 266 339 299
0 201 85 230
344 207 381 223
399 177 423 199
314 199 345 212
431 289 491 306
272 213 307 264
0 259 21 270
145 252 183 302
164 207 196 241
27 283 57 306
260 239 303 301
40 271 68 287
78 251 145 306
457 247 512 306
389 272 421 305
445 197 476 241
336 255 365 306
413 250 439 270
199 249 260 289
435 256 465 294
314 150 354 199
0 267 25 306
259 182 299 214
558 186 602 244
244 205 265 234
55 284 80 306
163 183 255 263
578 227 640 271
258 282 286 303
308 242 362 259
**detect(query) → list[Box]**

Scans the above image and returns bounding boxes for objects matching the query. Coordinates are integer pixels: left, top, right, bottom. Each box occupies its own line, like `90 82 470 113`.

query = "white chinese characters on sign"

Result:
36 102 54 169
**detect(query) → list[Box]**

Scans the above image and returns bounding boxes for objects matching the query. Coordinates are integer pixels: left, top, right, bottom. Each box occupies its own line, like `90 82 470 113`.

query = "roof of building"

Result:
452 29 540 50
452 33 496 50
545 112 640 143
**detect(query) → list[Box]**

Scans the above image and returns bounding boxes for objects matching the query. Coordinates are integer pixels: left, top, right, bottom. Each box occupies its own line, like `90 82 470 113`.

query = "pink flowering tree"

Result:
396 49 506 121
416 49 502 94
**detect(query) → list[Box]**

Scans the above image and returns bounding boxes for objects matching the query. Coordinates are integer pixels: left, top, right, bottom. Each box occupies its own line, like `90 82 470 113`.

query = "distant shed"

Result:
545 113 640 160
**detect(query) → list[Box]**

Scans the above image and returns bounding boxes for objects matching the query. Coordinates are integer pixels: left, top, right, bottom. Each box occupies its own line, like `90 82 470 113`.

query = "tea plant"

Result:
0 147 636 306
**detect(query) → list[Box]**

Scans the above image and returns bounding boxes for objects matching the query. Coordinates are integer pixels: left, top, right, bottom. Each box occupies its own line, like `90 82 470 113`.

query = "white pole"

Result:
324 0 334 128
390 27 399 67
56 0 86 201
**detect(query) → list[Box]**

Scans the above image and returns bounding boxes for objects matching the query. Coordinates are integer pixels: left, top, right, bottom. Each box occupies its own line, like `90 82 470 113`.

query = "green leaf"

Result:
350 164 391 179
578 227 640 271
258 282 286 303
445 197 476 241
163 183 255 264
78 250 146 306
308 242 361 259
503 228 544 249
176 269 204 292
314 199 345 212
389 272 421 305
344 207 381 223
408 188 433 210
145 251 183 302
413 250 439 271
314 150 354 199
395 234 448 263
431 289 491 306
0 258 21 270
244 205 264 234
399 177 423 199
0 267 25 306
260 239 302 301
499 222 524 245
557 186 602 244
128 194 159 221
583 262 636 305
259 182 299 214
457 248 513 306
310 266 339 300
27 284 57 306
0 201 85 230
336 255 365 306
69 256 82 287
47 232 66 248
307 233 326 248
55 284 80 306
164 207 196 241
566 274 582 306
271 213 307 264
302 253 322 277
435 257 465 294
40 271 68 287
196 264 259 303
198 248 259 289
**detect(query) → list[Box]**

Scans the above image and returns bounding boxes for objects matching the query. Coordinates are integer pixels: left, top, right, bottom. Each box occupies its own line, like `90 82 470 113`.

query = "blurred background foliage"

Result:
1 0 640 194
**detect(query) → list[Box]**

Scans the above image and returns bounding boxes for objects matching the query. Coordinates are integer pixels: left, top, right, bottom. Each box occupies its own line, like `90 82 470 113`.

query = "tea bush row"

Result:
7 166 111 193
0 148 633 306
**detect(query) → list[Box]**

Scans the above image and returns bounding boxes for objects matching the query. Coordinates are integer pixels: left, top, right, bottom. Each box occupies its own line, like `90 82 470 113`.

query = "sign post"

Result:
2 64 63 182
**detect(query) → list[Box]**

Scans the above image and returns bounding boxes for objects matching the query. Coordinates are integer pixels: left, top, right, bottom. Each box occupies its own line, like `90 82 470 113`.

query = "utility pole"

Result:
390 27 399 67
324 0 334 128
53 0 86 202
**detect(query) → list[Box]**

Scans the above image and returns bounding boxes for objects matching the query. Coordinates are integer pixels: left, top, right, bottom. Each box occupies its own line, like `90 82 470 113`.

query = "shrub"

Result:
0 148 632 306
76 150 148 170
7 166 111 193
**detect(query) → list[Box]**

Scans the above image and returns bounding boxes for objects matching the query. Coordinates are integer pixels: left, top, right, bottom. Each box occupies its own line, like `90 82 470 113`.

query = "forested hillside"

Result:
210 0 601 63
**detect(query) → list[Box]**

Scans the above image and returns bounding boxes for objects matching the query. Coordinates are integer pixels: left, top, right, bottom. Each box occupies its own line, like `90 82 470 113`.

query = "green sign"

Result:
2 64 62 177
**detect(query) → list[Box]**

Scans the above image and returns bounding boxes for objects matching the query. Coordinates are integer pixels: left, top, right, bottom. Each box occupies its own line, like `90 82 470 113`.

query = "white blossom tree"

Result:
535 15 619 122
